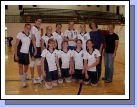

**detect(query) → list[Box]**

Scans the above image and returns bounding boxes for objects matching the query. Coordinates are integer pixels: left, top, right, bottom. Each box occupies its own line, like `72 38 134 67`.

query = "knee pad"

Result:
65 79 72 83
52 82 58 86
45 83 52 90
30 61 35 67
58 79 63 84
36 58 41 65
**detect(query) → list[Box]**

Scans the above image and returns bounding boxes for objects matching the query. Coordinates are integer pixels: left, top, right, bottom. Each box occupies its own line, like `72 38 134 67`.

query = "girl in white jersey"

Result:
41 39 60 89
58 40 73 83
41 26 56 50
53 23 64 50
84 39 101 86
71 39 85 83
14 23 31 87
78 24 90 51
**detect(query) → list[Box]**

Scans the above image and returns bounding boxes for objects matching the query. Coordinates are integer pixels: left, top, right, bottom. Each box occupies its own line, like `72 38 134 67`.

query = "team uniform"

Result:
41 48 58 82
58 49 73 82
53 31 64 50
84 48 101 86
29 25 41 58
64 29 79 50
71 49 85 81
41 33 55 48
78 32 90 51
14 31 31 65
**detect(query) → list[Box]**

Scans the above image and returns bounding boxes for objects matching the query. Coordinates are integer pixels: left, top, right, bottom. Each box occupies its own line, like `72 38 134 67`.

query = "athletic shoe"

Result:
22 81 26 88
83 81 89 84
91 83 97 86
58 79 63 84
37 78 42 84
32 78 37 84
25 76 29 80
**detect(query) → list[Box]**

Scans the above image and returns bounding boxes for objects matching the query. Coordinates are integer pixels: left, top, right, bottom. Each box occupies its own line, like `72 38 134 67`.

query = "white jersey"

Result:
41 34 55 48
53 31 64 50
71 49 85 69
31 25 41 47
58 49 73 68
17 31 31 53
64 29 79 46
41 49 58 72
84 49 101 72
78 32 90 51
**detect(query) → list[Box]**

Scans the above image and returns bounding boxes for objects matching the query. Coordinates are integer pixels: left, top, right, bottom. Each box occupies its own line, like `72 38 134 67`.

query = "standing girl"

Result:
53 23 64 50
71 39 85 83
14 23 31 87
84 39 101 86
41 39 60 89
78 24 90 51
58 40 73 83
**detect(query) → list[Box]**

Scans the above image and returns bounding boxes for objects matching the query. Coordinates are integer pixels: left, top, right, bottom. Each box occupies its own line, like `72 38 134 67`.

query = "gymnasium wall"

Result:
5 23 125 45
5 5 125 16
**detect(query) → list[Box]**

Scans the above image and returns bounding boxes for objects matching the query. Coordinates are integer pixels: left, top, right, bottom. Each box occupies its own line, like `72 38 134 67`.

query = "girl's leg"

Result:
24 65 29 80
19 64 26 87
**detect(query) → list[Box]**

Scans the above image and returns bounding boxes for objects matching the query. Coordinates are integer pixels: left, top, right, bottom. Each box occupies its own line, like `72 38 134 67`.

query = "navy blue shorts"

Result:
83 71 97 84
68 46 76 50
45 70 58 82
59 68 71 79
72 69 84 80
29 45 41 58
14 52 29 65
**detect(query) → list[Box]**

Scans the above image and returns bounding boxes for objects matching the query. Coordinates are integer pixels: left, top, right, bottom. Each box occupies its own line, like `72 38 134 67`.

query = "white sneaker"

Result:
32 78 37 84
22 81 26 88
91 83 97 86
25 76 29 80
84 81 89 84
37 78 42 84
58 79 63 84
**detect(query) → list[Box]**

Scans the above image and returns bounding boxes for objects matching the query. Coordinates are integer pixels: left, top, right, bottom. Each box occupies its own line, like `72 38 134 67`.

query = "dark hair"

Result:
76 39 83 44
108 24 115 28
24 23 31 28
89 20 98 29
61 40 68 48
35 16 42 21
56 23 62 27
86 39 94 45
47 38 55 49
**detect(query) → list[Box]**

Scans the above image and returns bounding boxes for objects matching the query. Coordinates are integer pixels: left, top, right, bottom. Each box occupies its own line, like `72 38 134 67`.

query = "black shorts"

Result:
72 69 84 80
29 44 41 58
14 52 29 65
45 70 58 82
59 68 71 79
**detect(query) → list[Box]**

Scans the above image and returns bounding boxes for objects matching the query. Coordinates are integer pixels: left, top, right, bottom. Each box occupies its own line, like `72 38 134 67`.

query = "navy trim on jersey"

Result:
55 31 61 35
22 31 30 37
59 58 62 69
17 40 22 54
34 25 40 30
75 48 83 53
45 33 53 38
80 32 87 37
47 48 55 54
61 49 69 54
87 48 95 55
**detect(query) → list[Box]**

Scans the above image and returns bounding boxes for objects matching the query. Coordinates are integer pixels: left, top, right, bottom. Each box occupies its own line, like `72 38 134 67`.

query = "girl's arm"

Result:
56 55 61 77
14 38 20 61
41 57 46 77
87 57 100 69
32 34 37 56
41 38 46 50
112 40 119 58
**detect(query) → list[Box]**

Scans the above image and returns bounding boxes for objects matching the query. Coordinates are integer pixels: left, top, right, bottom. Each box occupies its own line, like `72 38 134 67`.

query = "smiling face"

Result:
91 22 96 29
24 24 31 33
108 25 115 34
69 21 74 30
76 40 82 49
56 24 62 32
46 26 52 34
80 24 86 32
48 41 55 49
86 40 93 49
35 19 42 27
62 42 68 49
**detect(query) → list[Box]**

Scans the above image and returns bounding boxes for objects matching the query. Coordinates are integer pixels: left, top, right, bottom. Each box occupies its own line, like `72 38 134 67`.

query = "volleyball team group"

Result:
14 16 119 89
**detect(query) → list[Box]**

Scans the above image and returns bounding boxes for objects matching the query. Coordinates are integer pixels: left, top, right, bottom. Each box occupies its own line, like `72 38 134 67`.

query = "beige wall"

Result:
5 5 125 16
5 23 125 45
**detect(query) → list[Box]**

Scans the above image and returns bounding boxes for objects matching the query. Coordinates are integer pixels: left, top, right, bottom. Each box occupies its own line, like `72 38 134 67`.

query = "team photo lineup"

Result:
14 16 119 89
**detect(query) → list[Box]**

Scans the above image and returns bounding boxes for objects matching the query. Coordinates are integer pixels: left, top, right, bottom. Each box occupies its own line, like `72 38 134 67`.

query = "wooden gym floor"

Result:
5 43 125 95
